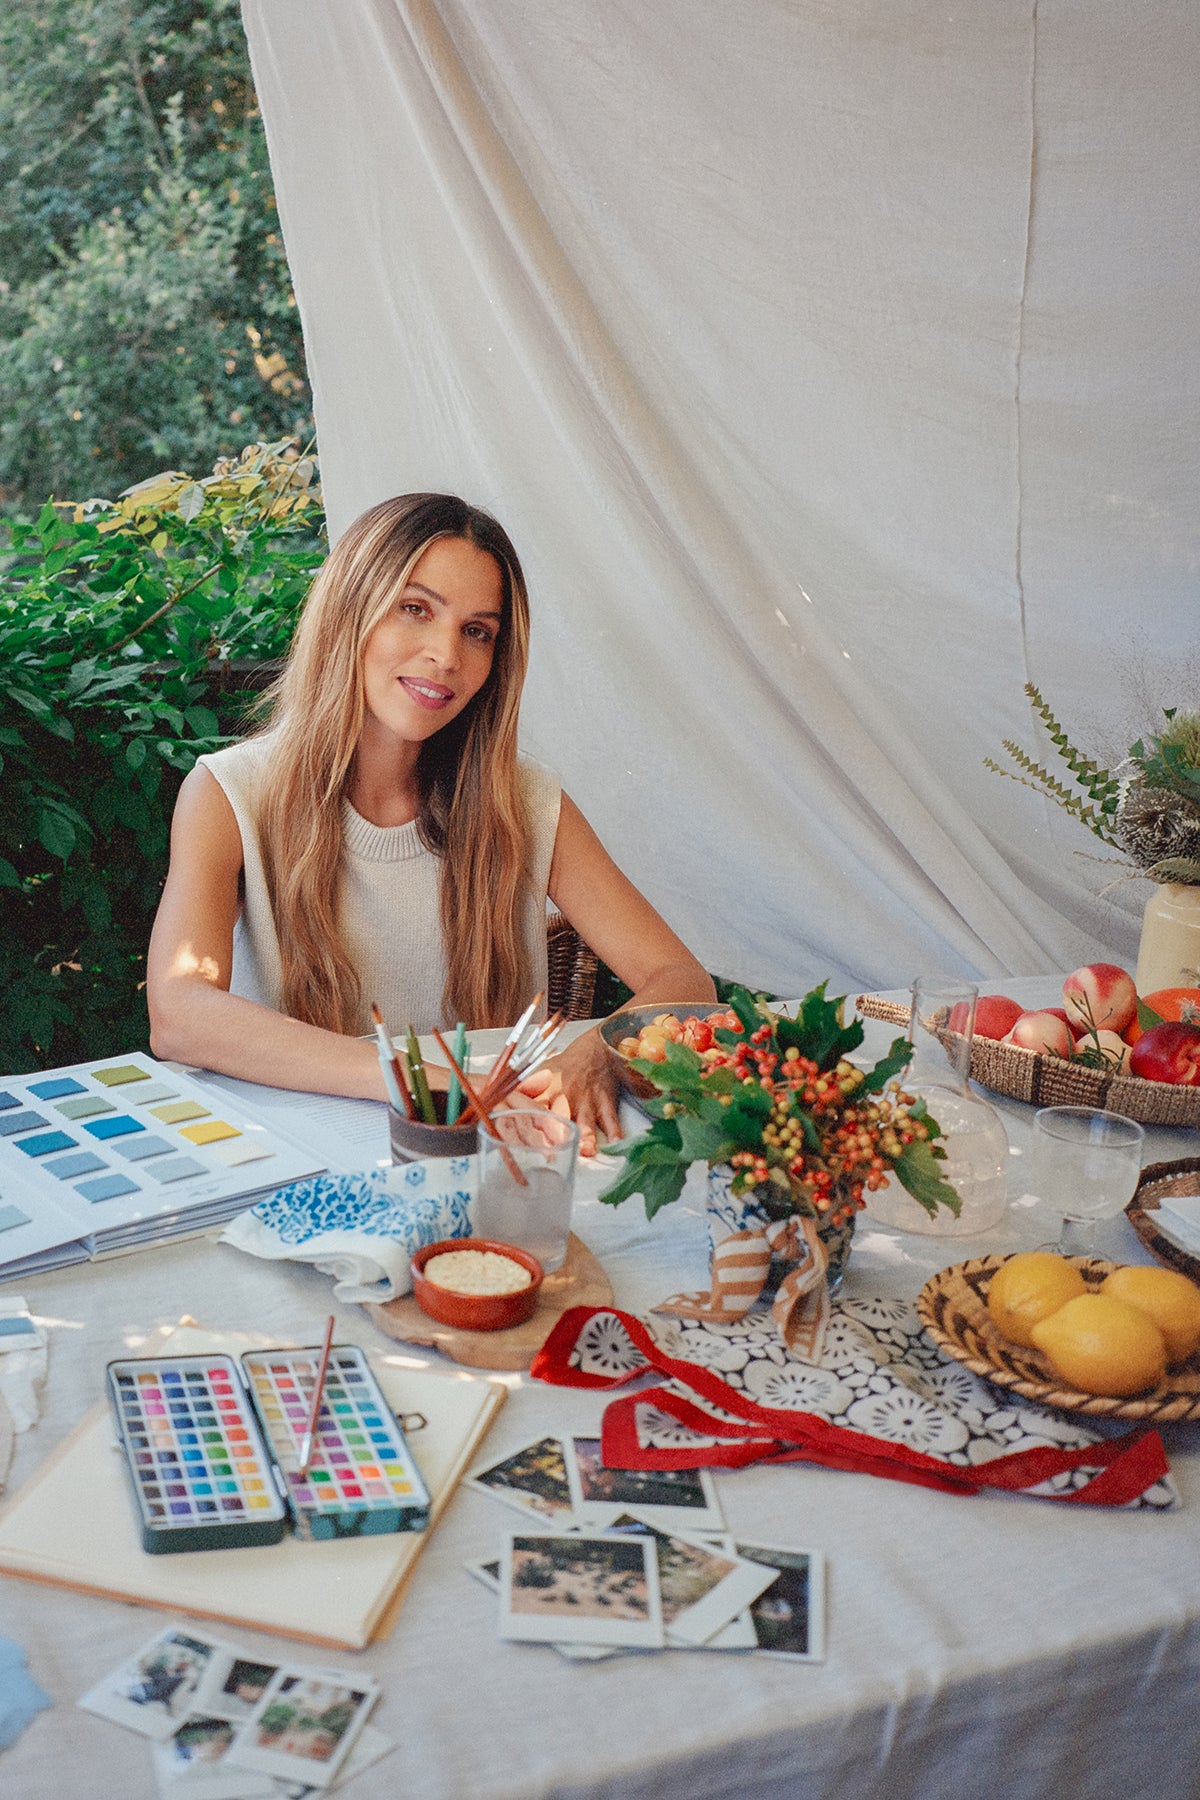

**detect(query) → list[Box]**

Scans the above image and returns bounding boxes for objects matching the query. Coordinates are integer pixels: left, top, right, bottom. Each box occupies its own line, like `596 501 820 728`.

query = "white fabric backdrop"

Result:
241 0 1199 996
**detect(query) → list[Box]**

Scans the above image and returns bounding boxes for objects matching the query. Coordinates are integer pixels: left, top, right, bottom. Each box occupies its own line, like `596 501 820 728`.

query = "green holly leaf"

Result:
858 1036 913 1094
675 1113 732 1165
892 1138 962 1217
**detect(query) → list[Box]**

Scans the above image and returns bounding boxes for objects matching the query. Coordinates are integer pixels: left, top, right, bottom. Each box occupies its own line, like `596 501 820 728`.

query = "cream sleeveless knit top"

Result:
196 736 561 1036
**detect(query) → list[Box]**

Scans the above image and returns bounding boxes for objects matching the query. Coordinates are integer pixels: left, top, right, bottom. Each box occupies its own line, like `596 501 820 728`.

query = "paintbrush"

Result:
298 1313 336 1477
370 1002 416 1120
431 1028 528 1186
463 1011 567 1122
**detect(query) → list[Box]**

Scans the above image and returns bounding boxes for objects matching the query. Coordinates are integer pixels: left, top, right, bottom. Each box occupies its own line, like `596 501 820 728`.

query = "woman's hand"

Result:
509 1028 621 1158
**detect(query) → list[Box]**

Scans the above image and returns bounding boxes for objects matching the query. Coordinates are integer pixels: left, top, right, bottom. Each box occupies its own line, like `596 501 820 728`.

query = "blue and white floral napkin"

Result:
220 1159 477 1302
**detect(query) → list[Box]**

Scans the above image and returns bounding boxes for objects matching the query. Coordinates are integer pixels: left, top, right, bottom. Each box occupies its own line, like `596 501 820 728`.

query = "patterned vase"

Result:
705 1164 855 1298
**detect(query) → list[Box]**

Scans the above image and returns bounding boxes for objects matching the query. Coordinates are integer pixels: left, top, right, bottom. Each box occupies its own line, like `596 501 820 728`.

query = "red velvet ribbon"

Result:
531 1305 1171 1508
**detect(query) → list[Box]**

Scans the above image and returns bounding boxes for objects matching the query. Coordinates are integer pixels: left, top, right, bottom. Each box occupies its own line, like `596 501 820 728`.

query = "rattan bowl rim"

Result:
916 1251 1200 1421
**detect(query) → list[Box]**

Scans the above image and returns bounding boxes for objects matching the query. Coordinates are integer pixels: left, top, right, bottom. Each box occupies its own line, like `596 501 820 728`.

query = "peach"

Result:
1043 1006 1087 1041
948 994 1023 1040
1062 964 1137 1035
1005 1011 1075 1057
1074 1028 1132 1072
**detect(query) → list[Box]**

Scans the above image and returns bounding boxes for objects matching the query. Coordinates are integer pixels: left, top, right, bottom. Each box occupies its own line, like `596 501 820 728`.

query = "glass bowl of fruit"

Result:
598 1003 735 1109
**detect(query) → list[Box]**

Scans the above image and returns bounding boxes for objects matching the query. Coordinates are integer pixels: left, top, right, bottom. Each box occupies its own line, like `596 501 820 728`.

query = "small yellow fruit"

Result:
986 1252 1088 1348
1099 1265 1200 1364
1030 1294 1167 1397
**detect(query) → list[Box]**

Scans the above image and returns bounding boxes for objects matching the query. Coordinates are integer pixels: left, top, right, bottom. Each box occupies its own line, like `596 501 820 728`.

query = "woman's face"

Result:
359 535 504 750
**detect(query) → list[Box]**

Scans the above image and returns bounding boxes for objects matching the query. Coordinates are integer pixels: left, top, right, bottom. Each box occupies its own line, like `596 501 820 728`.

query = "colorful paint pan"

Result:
106 1354 288 1554
241 1346 430 1541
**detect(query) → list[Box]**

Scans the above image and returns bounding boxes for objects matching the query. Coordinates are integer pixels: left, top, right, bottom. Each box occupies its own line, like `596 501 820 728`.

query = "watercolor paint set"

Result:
0 1053 325 1282
107 1345 431 1554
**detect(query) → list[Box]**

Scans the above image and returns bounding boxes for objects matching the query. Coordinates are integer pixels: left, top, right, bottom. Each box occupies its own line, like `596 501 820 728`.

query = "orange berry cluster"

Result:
711 1020 924 1229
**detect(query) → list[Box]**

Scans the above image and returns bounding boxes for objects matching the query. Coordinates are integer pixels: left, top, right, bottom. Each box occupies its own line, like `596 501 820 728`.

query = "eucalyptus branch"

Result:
1022 684 1121 807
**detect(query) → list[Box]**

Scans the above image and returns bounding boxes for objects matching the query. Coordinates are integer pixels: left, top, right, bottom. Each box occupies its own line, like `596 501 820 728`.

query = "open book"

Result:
0 1327 504 1650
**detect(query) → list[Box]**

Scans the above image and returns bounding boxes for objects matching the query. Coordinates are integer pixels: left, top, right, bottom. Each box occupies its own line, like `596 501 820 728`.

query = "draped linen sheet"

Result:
241 0 1200 996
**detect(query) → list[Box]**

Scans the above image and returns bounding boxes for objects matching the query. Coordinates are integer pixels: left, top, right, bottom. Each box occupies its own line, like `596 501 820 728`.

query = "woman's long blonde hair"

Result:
254 493 533 1032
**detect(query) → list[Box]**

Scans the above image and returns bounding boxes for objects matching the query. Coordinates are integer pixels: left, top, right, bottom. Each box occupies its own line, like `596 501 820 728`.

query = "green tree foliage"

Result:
0 0 309 510
0 442 325 1071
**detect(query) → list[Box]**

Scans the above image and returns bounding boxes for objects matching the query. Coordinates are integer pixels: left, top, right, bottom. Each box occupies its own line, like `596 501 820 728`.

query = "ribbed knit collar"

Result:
341 800 431 863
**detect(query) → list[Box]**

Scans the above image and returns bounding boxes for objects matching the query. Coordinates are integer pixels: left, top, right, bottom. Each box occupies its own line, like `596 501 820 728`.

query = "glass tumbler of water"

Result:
1032 1106 1145 1257
474 1111 580 1273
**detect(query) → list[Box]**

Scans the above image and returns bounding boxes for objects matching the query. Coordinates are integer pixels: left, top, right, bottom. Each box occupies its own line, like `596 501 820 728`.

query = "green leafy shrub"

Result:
0 442 324 1071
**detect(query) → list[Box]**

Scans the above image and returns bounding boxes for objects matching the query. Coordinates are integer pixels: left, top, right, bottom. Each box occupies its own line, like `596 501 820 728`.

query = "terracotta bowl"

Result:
598 1002 728 1105
409 1237 544 1331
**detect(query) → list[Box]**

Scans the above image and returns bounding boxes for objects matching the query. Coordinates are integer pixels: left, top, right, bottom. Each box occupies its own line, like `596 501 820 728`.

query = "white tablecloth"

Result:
3 982 1199 1800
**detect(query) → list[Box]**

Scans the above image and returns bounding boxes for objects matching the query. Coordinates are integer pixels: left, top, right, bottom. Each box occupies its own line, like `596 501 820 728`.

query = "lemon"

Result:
1030 1294 1167 1397
1099 1265 1200 1364
986 1252 1088 1348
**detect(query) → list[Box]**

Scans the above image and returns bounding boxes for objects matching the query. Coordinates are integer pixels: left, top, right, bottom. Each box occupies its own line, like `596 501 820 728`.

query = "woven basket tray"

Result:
856 993 1200 1128
1126 1157 1200 1279
917 1252 1200 1422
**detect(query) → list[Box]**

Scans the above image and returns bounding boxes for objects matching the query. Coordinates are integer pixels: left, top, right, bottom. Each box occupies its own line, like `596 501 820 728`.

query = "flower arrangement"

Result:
598 985 962 1228
986 687 1200 885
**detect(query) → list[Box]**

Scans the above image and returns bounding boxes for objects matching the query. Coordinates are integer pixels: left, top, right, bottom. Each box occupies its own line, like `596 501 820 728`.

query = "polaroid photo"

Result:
201 1654 279 1723
565 1436 723 1532
79 1626 231 1741
733 1543 827 1661
500 1530 664 1650
466 1435 577 1524
268 1723 395 1797
465 1555 620 1661
227 1666 379 1789
604 1512 779 1647
151 1714 276 1799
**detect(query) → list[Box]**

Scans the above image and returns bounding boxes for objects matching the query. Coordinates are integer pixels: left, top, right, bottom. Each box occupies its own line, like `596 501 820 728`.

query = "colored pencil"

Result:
445 1021 468 1125
431 1028 528 1187
297 1313 336 1477
370 1002 416 1120
405 1027 437 1125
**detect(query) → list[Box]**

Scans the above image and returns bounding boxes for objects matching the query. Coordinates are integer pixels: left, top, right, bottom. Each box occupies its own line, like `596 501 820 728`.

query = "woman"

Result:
147 493 715 1149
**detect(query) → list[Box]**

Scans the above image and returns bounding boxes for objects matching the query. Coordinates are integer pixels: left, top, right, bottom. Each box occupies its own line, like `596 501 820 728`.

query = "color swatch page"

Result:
0 1054 326 1281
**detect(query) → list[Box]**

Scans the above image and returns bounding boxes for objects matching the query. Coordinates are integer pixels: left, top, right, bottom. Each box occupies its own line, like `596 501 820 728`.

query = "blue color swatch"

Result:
0 1111 47 1138
15 1131 76 1158
28 1077 86 1100
75 1173 140 1203
44 1150 108 1180
83 1115 145 1141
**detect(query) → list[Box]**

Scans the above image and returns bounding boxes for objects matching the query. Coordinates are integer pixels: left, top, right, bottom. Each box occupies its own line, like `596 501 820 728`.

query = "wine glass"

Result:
1031 1106 1145 1258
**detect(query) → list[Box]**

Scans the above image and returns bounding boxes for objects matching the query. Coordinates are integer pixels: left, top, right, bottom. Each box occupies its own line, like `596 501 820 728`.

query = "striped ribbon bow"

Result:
656 1211 832 1362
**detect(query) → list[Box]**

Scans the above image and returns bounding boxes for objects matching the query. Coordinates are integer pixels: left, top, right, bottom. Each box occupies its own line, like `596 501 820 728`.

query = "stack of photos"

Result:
77 1625 392 1798
465 1435 826 1663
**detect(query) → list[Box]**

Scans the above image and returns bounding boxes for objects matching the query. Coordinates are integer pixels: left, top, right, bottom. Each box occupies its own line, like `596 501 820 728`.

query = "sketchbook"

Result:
0 1327 505 1650
0 1051 398 1282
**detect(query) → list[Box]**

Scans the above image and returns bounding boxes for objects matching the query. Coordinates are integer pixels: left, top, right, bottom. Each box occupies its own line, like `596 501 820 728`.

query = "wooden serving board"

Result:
364 1232 613 1371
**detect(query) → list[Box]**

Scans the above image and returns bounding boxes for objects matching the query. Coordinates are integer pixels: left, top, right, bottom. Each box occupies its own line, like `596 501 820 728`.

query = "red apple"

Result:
948 994 1023 1039
1062 964 1137 1035
1005 1011 1075 1057
1129 1021 1200 1086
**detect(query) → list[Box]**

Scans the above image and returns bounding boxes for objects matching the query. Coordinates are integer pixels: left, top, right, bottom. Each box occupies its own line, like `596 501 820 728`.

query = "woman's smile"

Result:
398 675 456 710
360 535 504 746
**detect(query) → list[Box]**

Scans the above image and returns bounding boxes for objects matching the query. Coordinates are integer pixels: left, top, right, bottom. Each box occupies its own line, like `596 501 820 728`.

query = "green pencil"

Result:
445 1021 468 1125
405 1027 437 1125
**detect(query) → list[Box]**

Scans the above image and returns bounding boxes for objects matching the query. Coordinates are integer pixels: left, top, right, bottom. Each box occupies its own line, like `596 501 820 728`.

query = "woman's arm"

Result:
545 793 716 1146
146 765 389 1099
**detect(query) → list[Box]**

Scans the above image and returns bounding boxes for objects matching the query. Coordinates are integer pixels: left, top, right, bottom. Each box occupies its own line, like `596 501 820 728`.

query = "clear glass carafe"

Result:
865 979 1009 1237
